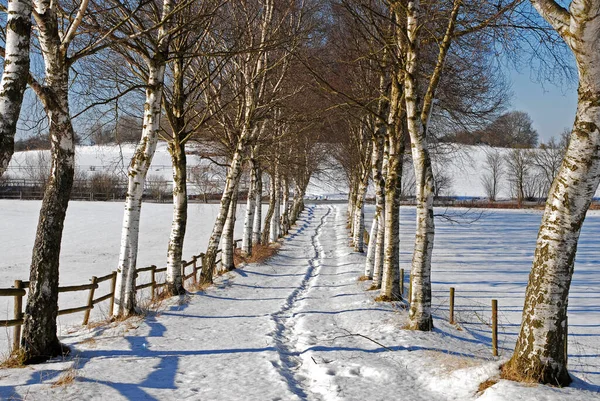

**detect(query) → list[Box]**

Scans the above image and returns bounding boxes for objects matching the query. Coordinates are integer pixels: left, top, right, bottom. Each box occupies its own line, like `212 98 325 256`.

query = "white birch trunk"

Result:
364 214 378 278
165 142 187 295
402 0 460 330
242 157 257 255
222 188 238 271
113 61 167 316
201 145 246 284
379 73 402 300
505 0 600 385
252 164 262 244
270 173 281 242
262 172 276 243
0 0 32 177
352 175 368 252
372 140 389 289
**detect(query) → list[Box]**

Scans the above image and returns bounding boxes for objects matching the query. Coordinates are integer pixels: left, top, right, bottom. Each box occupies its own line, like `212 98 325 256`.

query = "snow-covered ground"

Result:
0 203 599 400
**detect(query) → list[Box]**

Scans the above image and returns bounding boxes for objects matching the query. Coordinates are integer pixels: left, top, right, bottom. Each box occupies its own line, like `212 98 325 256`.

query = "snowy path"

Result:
1 205 599 400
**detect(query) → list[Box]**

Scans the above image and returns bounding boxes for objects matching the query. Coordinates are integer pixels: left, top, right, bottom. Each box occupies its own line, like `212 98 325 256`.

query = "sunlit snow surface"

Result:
0 202 598 400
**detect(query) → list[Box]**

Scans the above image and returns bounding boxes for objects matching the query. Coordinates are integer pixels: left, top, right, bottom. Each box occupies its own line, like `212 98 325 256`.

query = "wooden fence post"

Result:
181 261 187 285
13 280 23 351
408 274 412 302
109 271 117 314
192 256 198 285
400 269 404 296
83 276 97 325
492 299 498 356
449 287 455 324
150 265 157 300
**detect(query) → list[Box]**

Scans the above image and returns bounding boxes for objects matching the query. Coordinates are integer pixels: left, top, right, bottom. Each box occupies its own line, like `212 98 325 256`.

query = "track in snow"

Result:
269 205 331 400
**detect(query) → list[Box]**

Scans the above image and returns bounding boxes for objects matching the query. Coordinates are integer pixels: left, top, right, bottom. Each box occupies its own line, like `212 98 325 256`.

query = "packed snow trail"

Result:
1 205 599 401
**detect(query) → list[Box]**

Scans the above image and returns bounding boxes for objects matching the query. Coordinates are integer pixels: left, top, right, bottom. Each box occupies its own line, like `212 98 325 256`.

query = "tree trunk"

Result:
352 168 369 252
165 141 187 295
0 0 32 177
114 62 167 316
364 214 378 278
242 157 257 255
504 0 600 385
252 164 262 244
401 0 459 330
222 188 238 271
20 0 76 363
270 173 281 242
379 71 403 301
348 179 358 233
290 181 306 225
380 128 403 301
262 172 276 244
201 145 246 284
21 63 74 364
372 138 389 289
281 175 290 235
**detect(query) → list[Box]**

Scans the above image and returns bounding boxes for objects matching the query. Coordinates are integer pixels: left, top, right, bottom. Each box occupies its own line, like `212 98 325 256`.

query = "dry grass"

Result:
425 350 483 373
357 276 371 282
233 243 280 266
499 362 539 385
187 281 213 292
477 379 498 395
0 348 26 369
374 295 401 302
79 337 97 348
366 284 381 291
51 366 77 388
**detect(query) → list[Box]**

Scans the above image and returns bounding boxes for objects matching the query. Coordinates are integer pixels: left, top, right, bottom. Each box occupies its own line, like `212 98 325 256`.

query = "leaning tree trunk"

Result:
262 172 276 244
252 164 263 244
165 140 187 295
270 173 281 242
21 62 75 362
200 139 247 285
113 0 172 316
222 188 239 271
242 157 257 256
113 62 166 317
0 0 32 177
503 0 600 386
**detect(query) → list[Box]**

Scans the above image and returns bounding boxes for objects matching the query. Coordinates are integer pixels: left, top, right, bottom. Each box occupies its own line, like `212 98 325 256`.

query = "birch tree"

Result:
19 0 108 362
162 6 223 294
113 0 177 316
503 0 600 386
0 0 32 177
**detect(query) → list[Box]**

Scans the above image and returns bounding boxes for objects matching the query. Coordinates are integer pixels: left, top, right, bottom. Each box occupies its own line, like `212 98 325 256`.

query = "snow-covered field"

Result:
0 201 599 400
8 143 600 199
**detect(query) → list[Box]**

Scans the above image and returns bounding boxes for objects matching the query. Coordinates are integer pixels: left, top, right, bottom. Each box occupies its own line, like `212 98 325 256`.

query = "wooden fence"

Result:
0 239 242 351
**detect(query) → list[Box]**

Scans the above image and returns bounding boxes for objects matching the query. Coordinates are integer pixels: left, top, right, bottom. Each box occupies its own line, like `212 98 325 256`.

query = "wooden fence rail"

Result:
0 240 241 351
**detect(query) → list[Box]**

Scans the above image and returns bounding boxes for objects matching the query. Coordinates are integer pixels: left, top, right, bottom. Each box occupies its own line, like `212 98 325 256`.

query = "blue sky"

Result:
508 67 578 144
